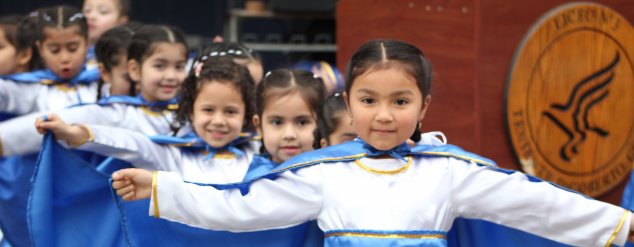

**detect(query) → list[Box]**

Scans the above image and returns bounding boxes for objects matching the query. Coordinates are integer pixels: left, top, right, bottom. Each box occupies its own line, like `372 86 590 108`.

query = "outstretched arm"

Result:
112 166 324 232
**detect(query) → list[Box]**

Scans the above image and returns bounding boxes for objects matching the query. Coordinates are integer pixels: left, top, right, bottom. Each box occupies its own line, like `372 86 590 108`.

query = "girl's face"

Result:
322 112 357 147
129 42 187 102
0 28 28 75
255 92 317 163
83 0 128 44
99 51 131 95
191 81 246 148
37 26 88 80
346 66 430 151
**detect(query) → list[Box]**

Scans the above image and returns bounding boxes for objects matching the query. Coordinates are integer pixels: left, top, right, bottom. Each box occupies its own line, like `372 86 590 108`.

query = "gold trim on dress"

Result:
68 124 94 147
325 231 446 239
416 151 495 166
152 171 160 218
214 151 236 160
0 136 4 157
354 156 412 175
140 107 167 117
54 84 77 92
605 210 629 247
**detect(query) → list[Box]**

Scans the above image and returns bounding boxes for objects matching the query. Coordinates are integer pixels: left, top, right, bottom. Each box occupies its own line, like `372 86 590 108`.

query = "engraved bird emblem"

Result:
542 52 619 162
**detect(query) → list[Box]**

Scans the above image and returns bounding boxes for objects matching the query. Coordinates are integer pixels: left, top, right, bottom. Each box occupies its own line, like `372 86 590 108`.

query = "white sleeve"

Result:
450 160 631 247
0 105 119 156
75 124 179 171
0 79 41 114
152 166 324 232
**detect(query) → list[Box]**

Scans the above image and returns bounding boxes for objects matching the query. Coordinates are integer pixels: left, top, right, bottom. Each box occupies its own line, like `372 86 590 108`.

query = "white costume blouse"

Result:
149 140 631 247
0 79 98 115
77 125 259 183
0 103 174 157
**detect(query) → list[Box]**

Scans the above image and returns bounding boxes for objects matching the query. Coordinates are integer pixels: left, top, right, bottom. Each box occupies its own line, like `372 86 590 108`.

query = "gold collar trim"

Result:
354 156 412 175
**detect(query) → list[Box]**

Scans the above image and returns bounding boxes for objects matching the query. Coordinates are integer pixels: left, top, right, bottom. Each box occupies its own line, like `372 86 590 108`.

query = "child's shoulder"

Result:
274 140 497 173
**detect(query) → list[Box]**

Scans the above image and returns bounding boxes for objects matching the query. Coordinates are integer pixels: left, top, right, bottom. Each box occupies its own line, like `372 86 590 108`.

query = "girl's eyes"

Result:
395 99 409 105
270 119 282 126
297 117 313 126
360 98 375 104
153 64 165 70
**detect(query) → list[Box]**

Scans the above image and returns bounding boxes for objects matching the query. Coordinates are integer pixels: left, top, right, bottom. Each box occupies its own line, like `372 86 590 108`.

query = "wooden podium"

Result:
336 0 634 204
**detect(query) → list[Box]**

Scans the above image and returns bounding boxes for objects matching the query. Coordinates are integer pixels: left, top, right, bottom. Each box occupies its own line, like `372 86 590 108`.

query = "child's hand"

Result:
112 168 153 201
35 114 91 146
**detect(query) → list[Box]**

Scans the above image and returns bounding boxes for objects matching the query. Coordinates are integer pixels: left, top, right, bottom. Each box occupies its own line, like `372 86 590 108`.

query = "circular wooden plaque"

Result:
506 2 634 197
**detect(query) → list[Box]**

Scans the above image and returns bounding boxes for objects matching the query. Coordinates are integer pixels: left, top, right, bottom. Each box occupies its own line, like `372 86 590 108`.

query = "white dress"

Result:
149 141 631 247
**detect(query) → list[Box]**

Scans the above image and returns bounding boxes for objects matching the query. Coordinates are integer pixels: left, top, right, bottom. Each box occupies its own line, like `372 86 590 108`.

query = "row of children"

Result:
1 1 634 247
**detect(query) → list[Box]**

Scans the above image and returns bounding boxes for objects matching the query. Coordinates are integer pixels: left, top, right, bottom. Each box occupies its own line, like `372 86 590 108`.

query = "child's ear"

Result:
17 47 32 67
320 138 328 148
98 63 112 83
127 59 141 82
418 95 432 122
35 41 43 55
252 114 262 136
118 15 129 24
342 91 352 117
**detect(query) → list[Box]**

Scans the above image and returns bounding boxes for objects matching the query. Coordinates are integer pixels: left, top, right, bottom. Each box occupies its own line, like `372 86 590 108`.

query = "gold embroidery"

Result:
214 151 236 160
152 171 160 218
167 104 179 110
325 232 446 239
416 151 495 166
54 84 77 92
140 107 168 117
354 156 412 175
0 136 4 157
605 210 629 247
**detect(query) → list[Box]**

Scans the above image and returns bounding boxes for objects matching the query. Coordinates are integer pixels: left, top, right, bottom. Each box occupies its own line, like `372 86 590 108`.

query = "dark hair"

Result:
313 92 347 149
0 14 41 70
36 6 88 41
95 24 136 100
344 39 432 142
256 69 325 117
190 41 261 79
256 69 326 153
127 24 187 86
173 56 256 134
117 0 132 17
128 24 187 65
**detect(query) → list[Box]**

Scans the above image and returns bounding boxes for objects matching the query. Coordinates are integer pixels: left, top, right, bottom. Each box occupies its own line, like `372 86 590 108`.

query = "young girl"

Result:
244 69 325 180
313 92 356 149
113 39 634 247
0 5 99 115
1 24 187 158
82 0 130 69
83 0 130 45
38 56 257 183
94 24 136 99
0 15 35 75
